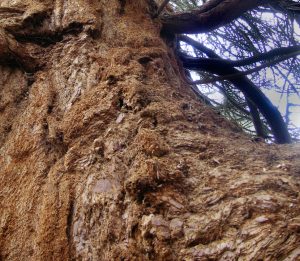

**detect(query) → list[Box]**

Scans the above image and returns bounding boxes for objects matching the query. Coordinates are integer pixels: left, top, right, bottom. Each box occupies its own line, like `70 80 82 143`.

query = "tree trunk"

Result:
0 1 300 260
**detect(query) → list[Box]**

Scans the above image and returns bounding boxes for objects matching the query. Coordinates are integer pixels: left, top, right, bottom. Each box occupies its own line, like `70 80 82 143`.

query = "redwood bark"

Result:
0 1 300 260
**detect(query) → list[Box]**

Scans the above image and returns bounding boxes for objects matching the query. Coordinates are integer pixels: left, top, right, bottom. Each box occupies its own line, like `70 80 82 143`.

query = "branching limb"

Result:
178 49 292 143
177 36 269 140
181 53 292 143
179 35 300 85
229 46 300 67
179 35 269 140
161 0 269 34
179 35 300 68
191 51 300 85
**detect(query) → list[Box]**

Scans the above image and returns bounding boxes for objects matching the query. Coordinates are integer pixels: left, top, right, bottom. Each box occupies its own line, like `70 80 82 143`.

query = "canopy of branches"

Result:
158 0 300 143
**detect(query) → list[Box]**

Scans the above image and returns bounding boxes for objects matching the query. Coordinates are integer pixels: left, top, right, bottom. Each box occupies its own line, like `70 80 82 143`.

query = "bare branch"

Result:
191 50 300 84
179 35 300 85
161 0 269 34
179 35 300 67
179 52 292 144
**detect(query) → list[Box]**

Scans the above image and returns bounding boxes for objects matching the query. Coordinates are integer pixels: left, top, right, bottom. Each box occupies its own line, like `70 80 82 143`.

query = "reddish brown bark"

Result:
0 1 300 260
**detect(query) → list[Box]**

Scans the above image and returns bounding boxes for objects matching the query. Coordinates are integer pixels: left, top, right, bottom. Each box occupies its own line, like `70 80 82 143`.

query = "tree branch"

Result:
161 0 269 34
179 35 300 67
179 52 292 144
191 51 300 85
246 97 268 138
178 35 268 139
179 35 300 85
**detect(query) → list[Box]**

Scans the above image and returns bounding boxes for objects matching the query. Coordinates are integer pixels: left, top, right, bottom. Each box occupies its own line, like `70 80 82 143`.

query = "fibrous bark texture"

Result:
0 1 300 260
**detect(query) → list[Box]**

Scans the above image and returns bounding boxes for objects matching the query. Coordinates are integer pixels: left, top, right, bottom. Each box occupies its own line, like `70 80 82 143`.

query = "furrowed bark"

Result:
0 1 299 261
0 29 41 72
